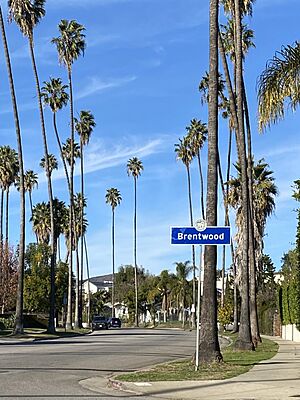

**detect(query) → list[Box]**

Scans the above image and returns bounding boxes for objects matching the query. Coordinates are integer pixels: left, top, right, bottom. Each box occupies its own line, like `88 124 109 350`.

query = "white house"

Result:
82 274 112 295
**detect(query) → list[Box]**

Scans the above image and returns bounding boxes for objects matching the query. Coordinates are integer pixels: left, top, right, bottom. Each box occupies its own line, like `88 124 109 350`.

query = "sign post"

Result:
171 221 231 371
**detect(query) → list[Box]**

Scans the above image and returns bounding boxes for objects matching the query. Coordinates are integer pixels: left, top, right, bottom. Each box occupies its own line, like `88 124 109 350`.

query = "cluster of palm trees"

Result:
185 0 281 363
0 0 99 334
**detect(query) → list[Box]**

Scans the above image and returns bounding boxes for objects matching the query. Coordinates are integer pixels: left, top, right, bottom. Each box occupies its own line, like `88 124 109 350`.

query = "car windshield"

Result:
93 317 106 322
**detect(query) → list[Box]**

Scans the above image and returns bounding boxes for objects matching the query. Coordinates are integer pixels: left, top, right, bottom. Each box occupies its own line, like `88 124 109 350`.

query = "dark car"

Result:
107 317 122 328
92 316 108 331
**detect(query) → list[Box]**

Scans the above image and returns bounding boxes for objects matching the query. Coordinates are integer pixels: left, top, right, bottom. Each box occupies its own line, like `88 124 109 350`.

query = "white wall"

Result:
282 324 300 342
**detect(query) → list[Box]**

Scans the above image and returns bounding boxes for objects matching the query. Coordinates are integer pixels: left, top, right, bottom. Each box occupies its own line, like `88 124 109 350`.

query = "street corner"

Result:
79 375 142 397
108 376 146 395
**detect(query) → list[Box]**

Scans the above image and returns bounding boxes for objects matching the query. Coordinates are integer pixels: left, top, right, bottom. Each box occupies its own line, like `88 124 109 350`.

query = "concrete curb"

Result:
108 377 142 395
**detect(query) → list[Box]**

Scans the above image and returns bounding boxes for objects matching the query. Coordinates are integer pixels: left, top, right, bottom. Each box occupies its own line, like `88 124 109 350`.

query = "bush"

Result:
0 315 15 329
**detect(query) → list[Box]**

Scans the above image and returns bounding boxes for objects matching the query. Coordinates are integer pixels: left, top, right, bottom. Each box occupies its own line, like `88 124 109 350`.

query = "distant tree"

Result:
115 265 147 324
24 243 70 314
174 261 193 328
257 254 277 334
90 290 109 317
0 245 18 313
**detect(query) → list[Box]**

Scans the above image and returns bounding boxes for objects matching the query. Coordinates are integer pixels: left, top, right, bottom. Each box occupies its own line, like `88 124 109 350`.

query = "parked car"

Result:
92 316 108 331
107 317 122 328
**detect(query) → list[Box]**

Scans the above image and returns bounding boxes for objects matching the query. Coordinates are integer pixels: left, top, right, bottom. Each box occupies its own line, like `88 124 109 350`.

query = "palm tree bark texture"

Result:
199 0 222 363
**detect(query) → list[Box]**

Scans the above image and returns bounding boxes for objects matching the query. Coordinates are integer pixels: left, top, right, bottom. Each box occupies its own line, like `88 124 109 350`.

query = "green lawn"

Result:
115 336 278 382
0 327 90 339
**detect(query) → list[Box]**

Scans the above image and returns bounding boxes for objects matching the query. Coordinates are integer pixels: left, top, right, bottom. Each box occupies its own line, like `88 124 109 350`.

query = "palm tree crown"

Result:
8 0 45 39
106 188 122 211
62 139 80 166
15 169 38 193
41 77 69 113
0 146 19 190
51 19 86 69
127 157 144 178
75 110 96 146
257 42 300 131
174 137 193 168
40 154 58 176
186 119 208 156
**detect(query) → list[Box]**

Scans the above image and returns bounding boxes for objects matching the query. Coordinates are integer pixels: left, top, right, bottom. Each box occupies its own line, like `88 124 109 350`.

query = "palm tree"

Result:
72 192 88 328
199 0 222 363
62 139 80 166
186 119 208 219
15 169 38 243
158 270 173 323
75 110 95 326
8 0 56 334
24 170 38 215
227 160 278 272
105 188 122 318
231 0 254 351
31 202 50 245
127 157 143 327
0 5 25 329
40 154 58 177
0 147 19 315
175 137 196 327
257 42 300 131
41 77 70 189
174 261 193 328
220 18 255 63
0 146 18 249
52 19 86 330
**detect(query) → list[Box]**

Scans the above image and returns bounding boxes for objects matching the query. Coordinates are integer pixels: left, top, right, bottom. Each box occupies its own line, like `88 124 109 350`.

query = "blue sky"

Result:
1 0 300 277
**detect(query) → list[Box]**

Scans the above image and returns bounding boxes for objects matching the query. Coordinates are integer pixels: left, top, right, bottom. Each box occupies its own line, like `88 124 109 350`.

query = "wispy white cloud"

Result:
0 102 36 115
38 137 163 184
87 34 120 48
260 144 300 159
10 37 56 64
75 76 137 100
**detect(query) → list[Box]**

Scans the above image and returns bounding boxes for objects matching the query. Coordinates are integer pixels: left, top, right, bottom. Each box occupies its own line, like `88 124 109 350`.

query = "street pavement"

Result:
97 336 300 400
2 330 298 400
0 328 196 399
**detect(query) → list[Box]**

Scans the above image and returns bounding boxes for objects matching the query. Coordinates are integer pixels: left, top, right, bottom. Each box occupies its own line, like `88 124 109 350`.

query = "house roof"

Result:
83 274 113 288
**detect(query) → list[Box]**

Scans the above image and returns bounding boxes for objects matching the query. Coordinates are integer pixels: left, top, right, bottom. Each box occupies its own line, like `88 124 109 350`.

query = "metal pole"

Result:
195 244 204 371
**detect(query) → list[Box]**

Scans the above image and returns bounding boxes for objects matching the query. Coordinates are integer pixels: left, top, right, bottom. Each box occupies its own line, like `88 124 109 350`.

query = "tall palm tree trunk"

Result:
199 0 222 363
74 246 80 328
28 191 38 244
0 188 3 297
186 165 196 328
28 37 56 334
53 112 70 190
112 208 115 318
5 189 9 288
0 7 25 333
84 235 91 325
134 177 139 327
233 0 253 350
242 78 260 345
79 140 85 327
197 150 205 220
218 30 241 332
66 66 75 330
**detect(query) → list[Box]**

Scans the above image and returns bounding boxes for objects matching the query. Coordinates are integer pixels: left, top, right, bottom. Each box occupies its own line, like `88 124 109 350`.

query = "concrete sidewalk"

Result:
104 337 300 399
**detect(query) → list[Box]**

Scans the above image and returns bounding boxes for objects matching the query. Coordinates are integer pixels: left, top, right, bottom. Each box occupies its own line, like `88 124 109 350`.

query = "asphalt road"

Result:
0 328 197 399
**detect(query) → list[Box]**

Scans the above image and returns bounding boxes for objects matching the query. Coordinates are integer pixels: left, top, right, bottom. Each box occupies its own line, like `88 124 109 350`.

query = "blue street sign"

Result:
171 226 231 245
